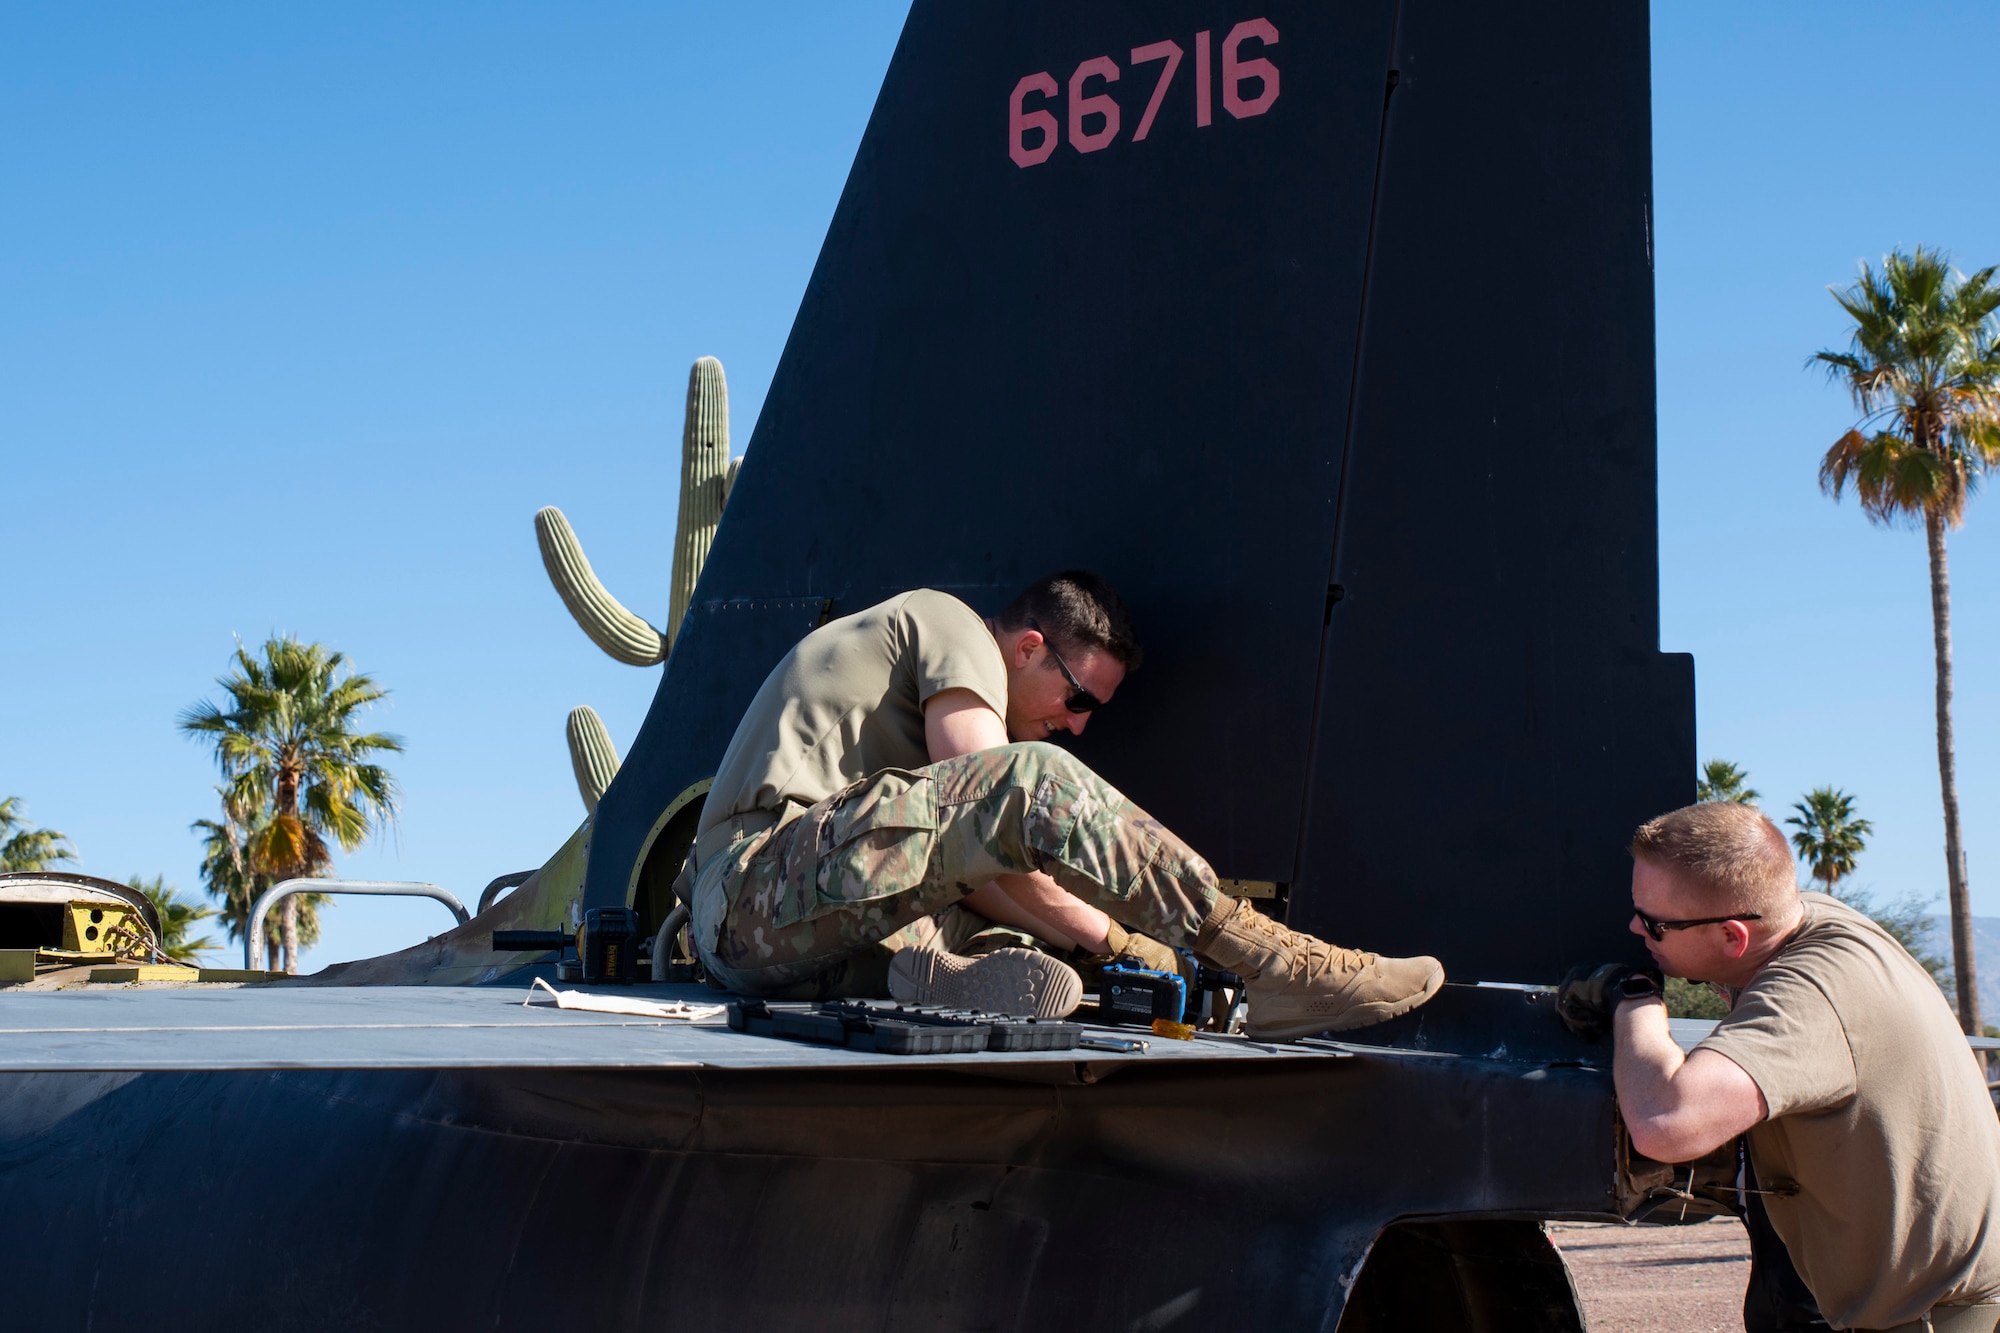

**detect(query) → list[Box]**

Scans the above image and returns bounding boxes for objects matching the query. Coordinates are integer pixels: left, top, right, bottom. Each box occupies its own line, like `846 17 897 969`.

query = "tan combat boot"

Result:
1195 898 1443 1041
887 946 1084 1019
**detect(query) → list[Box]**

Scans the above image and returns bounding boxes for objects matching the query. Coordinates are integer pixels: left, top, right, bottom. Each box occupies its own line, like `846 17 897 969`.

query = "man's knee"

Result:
927 740 1095 806
1002 740 1090 780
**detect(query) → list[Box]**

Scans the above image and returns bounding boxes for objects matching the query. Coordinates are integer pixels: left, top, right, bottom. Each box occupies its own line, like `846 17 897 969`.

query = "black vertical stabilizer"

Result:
1289 0 1690 973
587 0 1687 983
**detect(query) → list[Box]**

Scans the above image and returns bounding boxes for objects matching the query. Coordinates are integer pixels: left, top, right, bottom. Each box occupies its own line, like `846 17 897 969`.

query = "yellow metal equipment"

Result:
88 964 202 984
59 901 149 957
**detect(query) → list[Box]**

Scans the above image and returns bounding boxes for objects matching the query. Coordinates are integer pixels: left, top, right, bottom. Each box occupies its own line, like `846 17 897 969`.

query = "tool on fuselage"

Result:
1098 956 1244 1038
1077 1033 1150 1053
727 999 1082 1055
1099 961 1186 1027
492 905 643 984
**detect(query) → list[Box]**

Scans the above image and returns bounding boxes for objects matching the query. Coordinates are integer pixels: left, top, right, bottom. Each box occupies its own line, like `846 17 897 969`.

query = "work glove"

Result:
1555 962 1663 1039
1101 921 1183 978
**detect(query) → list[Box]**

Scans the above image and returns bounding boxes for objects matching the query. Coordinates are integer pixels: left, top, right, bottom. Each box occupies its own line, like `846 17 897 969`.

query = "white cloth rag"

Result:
524 976 726 1021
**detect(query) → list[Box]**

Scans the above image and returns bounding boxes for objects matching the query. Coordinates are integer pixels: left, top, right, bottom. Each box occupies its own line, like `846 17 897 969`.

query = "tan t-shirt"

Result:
698 589 1009 838
1696 893 2000 1329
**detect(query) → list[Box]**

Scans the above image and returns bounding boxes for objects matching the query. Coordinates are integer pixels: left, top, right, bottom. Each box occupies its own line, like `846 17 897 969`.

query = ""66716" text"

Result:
1008 18 1280 168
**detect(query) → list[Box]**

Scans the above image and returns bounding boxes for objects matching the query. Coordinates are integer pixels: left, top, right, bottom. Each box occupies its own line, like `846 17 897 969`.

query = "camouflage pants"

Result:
692 741 1223 997
914 904 1045 958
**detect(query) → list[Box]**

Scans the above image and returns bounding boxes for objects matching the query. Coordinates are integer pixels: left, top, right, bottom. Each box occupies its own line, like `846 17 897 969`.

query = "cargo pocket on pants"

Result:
794 769 940 924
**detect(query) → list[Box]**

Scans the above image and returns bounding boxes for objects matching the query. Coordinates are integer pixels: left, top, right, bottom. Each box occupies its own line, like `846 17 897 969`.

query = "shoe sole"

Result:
887 947 1083 1019
1245 962 1446 1043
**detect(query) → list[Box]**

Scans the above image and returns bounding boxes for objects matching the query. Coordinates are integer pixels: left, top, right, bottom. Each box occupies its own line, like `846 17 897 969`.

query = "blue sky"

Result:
4 2 1994 967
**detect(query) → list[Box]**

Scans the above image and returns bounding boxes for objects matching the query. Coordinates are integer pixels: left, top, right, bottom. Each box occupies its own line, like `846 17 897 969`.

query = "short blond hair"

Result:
1630 802 1797 918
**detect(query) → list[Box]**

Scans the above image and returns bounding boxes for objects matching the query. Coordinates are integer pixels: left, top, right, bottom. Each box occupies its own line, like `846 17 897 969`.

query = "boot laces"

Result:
1241 910 1371 983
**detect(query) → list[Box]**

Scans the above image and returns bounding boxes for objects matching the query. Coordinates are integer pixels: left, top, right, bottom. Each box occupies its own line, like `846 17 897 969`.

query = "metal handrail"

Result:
650 902 691 982
245 879 471 971
476 870 536 916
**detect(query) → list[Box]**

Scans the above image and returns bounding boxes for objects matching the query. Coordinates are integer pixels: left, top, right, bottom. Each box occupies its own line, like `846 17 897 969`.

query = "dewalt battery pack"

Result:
1098 962 1186 1026
576 906 640 983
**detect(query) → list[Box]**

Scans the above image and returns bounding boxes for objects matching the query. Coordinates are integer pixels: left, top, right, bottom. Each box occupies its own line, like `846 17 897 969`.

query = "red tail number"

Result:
1010 72 1059 168
1223 19 1280 119
1008 17 1280 167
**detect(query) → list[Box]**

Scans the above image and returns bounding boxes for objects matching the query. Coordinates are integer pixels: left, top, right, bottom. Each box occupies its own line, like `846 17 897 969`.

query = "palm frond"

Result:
0 796 75 872
1695 760 1759 805
127 874 218 964
1816 247 2000 531
1786 787 1873 891
181 634 404 966
192 801 260 944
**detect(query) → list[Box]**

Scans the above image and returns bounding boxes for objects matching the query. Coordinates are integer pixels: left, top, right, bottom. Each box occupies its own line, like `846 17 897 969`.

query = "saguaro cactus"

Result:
535 506 668 665
537 356 741 803
565 705 621 813
670 356 731 640
536 355 739 667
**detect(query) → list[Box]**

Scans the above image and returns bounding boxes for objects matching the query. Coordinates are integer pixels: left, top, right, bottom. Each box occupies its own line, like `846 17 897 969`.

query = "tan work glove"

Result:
1103 921 1183 978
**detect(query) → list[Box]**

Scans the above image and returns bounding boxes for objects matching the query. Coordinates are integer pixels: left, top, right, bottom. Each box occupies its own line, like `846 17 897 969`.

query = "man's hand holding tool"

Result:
1556 962 1663 1039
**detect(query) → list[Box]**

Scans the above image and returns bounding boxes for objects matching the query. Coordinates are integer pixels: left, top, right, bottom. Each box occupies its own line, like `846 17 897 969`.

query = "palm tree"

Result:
193 795 269 967
192 793 330 969
1783 789 1951 988
1695 760 1760 805
128 874 218 965
180 637 402 974
1813 245 2000 1035
0 796 75 872
1786 787 1875 894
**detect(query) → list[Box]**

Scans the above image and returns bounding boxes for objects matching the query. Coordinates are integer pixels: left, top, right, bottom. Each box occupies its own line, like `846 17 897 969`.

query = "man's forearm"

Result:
984 872 1112 954
1612 996 1685 1126
963 879 1079 951
1613 996 1764 1163
1614 996 1711 1163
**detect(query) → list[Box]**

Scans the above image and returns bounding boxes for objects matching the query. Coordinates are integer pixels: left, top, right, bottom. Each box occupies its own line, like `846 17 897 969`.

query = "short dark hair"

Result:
998 570 1143 671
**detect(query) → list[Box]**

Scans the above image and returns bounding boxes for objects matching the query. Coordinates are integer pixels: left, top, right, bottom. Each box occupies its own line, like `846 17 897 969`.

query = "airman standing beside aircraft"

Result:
687 570 1446 1040
1560 801 2000 1332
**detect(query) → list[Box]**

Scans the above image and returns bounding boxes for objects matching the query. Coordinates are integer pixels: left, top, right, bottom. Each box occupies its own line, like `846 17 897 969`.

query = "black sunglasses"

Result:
1632 906 1763 943
1024 618 1104 713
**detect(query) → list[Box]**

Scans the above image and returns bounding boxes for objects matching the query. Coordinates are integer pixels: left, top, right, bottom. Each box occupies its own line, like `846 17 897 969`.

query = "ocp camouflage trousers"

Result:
692 741 1222 997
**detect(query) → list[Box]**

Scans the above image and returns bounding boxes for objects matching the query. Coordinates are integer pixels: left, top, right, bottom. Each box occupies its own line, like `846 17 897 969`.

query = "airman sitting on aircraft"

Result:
687 570 1445 1041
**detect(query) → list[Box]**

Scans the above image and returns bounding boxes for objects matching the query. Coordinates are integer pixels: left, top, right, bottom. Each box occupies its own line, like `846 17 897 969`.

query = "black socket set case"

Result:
726 999 1082 1055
